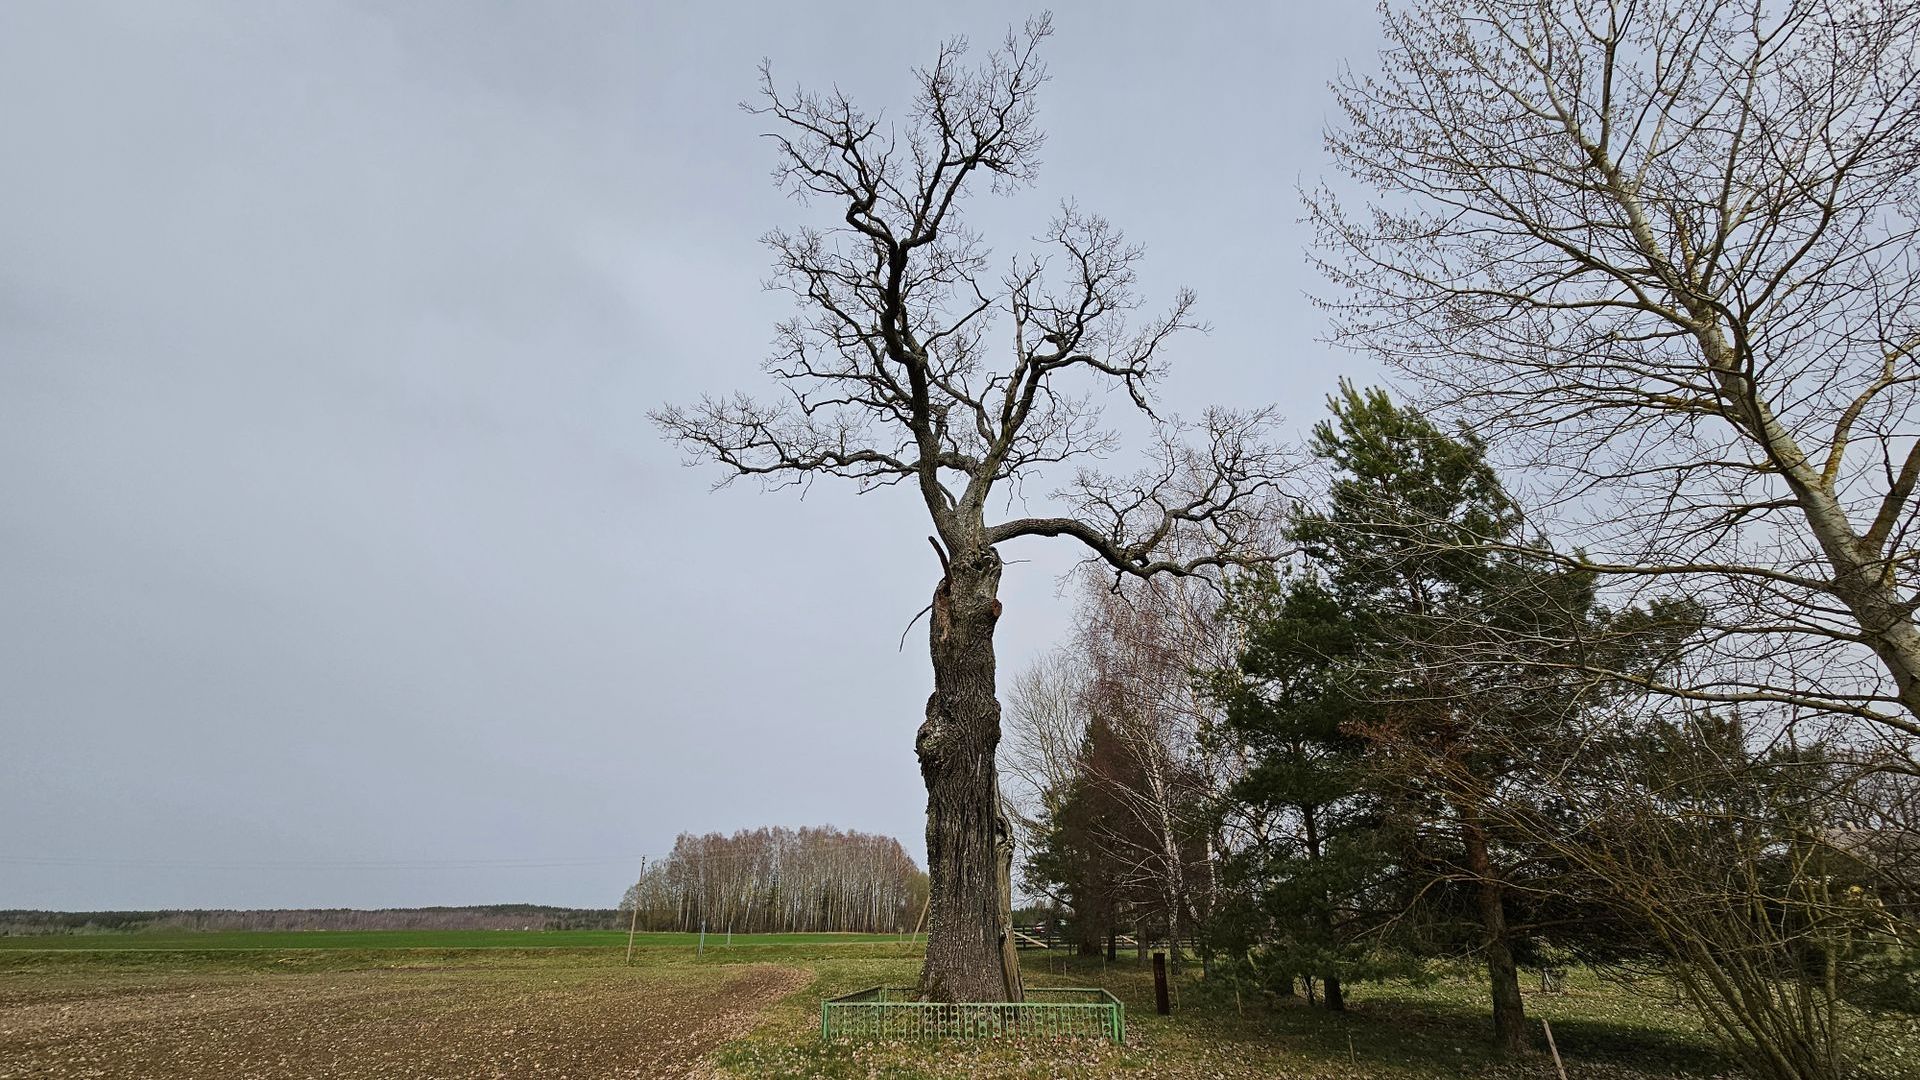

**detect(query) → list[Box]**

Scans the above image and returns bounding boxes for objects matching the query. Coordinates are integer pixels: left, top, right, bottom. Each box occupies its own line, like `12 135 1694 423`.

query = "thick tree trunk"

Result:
1463 816 1527 1056
1324 975 1345 1012
1695 325 1920 729
915 547 1024 1002
1788 475 1920 724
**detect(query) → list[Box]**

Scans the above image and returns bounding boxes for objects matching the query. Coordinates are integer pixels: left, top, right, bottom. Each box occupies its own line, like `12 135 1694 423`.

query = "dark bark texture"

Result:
1464 818 1528 1056
655 17 1280 1005
916 549 1023 1002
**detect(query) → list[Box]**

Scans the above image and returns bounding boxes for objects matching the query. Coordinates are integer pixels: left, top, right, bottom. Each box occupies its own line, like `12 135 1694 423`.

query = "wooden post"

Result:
1543 1018 1568 1080
624 856 646 966
1152 951 1171 1015
901 895 929 954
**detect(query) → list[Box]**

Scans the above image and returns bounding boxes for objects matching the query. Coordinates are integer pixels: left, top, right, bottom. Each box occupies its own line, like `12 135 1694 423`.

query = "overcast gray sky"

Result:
0 2 1383 910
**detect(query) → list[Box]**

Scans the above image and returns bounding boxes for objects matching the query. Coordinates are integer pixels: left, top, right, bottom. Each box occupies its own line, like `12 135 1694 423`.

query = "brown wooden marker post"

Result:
1152 951 1171 1015
1543 1018 1568 1080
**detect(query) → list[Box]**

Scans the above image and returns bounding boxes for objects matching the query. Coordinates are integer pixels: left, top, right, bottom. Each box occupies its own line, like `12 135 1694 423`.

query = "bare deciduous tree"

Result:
1315 0 1920 749
1002 648 1089 843
622 827 927 936
1075 574 1237 969
655 16 1283 1001
1008 573 1249 973
1474 704 1912 1080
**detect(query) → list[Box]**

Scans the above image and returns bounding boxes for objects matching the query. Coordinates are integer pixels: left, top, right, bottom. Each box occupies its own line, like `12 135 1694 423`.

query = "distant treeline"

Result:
622 826 927 934
0 904 623 936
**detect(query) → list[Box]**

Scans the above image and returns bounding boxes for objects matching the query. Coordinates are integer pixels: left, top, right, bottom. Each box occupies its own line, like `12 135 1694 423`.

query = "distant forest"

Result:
622 826 927 934
0 904 622 936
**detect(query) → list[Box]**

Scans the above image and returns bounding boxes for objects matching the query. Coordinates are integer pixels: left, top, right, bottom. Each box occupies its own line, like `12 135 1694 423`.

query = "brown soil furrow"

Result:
0 963 808 1079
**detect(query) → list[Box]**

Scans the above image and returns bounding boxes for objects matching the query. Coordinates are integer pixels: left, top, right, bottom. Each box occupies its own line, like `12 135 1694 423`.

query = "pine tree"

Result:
1210 571 1401 1010
1218 384 1602 1049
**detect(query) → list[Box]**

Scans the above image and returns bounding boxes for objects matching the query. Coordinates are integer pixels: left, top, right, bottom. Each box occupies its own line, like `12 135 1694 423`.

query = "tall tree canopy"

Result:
655 16 1284 1001
1216 386 1619 1051
1315 0 1920 750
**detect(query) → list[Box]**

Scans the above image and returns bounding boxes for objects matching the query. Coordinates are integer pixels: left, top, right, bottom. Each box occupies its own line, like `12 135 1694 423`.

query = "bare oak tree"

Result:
1315 0 1920 749
654 16 1282 1001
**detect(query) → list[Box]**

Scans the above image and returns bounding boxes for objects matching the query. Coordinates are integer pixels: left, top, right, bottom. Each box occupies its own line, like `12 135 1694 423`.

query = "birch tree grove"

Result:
1314 0 1920 750
655 16 1285 1001
620 827 926 935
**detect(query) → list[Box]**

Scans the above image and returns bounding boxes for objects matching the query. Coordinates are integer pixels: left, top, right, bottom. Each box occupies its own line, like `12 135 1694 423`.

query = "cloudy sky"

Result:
0 2 1383 910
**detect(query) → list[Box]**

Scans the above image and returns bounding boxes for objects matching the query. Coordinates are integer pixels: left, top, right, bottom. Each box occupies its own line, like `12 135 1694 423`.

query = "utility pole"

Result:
624 856 646 966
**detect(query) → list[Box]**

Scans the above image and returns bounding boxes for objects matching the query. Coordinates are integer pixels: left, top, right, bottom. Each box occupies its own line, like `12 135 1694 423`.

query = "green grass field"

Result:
3 930 1915 1078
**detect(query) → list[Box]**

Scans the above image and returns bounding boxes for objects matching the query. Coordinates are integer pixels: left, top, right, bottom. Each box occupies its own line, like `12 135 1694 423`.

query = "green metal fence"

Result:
820 986 1124 1044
